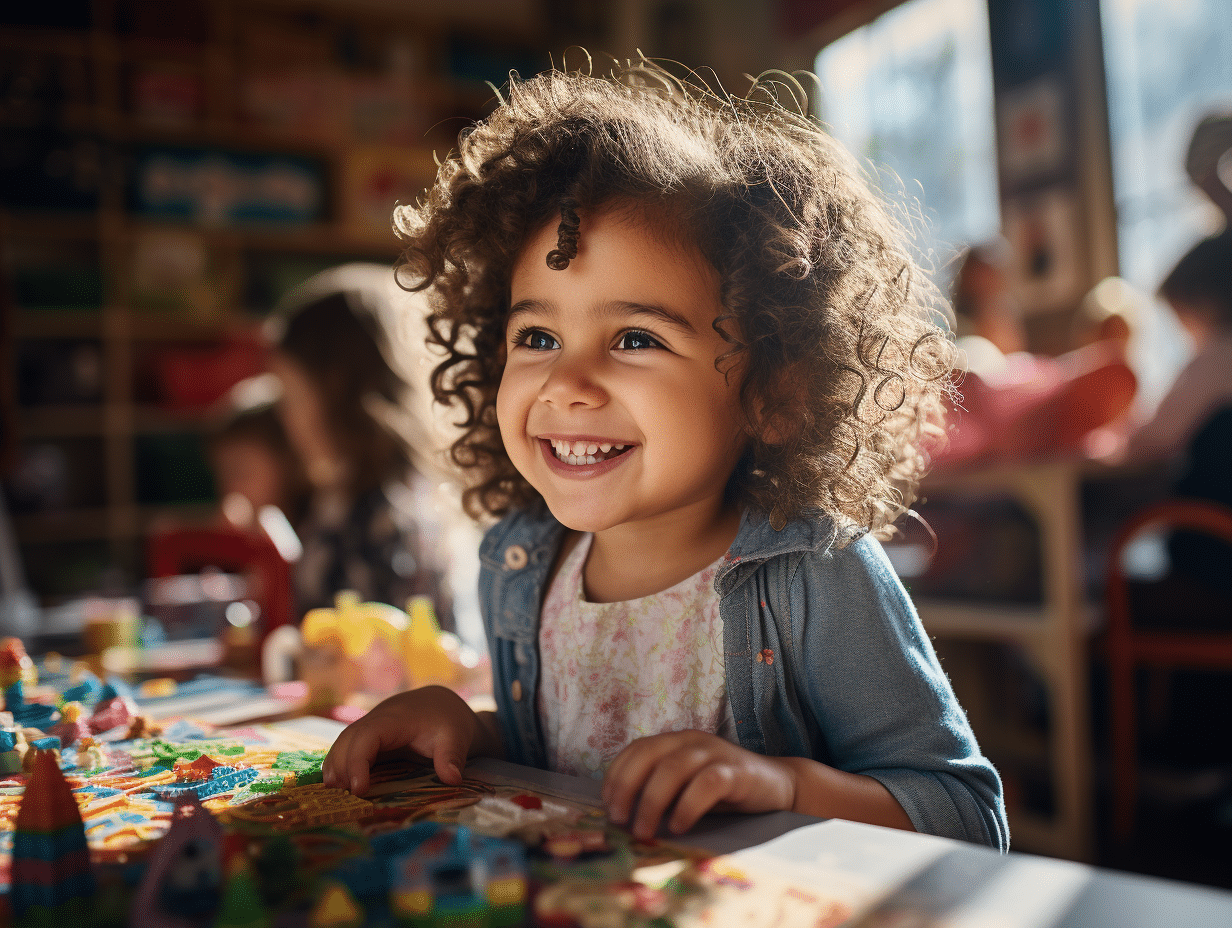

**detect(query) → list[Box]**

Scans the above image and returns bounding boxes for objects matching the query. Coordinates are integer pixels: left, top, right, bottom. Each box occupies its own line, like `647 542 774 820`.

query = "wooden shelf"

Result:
0 0 550 601
14 507 112 544
12 311 105 338
15 406 106 438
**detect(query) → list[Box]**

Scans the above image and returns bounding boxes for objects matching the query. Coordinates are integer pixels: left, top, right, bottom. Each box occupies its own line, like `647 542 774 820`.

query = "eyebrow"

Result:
506 298 700 335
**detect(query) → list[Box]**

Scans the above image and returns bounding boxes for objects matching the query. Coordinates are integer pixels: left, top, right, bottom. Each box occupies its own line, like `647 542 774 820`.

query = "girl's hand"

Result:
601 730 796 840
322 685 500 796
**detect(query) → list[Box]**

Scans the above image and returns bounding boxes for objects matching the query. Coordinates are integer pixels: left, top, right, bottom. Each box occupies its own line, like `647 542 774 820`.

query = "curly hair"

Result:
394 60 957 538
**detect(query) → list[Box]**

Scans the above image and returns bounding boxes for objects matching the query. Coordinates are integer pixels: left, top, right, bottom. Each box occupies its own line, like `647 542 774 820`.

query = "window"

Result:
1101 0 1232 401
815 0 999 287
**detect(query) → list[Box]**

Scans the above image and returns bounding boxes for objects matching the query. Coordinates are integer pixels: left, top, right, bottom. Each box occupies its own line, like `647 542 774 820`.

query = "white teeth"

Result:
548 438 629 465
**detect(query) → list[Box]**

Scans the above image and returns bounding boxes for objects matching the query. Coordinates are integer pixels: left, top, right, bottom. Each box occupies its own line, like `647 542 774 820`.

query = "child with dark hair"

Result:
267 264 456 628
324 62 1007 850
1124 228 1232 464
209 394 309 530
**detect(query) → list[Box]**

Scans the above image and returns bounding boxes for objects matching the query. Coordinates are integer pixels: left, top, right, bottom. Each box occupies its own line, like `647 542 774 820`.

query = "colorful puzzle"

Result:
0 640 850 926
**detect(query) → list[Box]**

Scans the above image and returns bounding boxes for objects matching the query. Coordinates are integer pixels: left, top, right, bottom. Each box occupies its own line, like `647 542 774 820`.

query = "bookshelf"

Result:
0 0 550 603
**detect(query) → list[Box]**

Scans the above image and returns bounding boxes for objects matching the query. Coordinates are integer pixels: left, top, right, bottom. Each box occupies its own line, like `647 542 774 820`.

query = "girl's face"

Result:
497 207 748 539
213 440 286 513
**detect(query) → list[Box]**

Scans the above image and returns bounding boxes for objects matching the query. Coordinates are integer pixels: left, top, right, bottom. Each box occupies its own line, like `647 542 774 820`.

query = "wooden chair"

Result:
147 525 295 646
1105 498 1232 839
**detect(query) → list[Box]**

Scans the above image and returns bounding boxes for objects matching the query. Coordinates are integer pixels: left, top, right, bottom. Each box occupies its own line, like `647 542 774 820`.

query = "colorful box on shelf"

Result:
128 145 327 227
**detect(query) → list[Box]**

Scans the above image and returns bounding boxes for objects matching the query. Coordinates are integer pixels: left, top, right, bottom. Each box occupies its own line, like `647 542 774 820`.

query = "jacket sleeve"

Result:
792 535 1010 851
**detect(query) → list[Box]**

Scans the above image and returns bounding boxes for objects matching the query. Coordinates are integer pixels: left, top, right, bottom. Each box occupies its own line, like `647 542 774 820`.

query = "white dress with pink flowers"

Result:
537 532 736 780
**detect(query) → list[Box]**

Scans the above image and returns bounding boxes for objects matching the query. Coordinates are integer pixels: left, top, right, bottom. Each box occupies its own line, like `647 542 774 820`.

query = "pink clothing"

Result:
537 533 734 779
1125 331 1232 464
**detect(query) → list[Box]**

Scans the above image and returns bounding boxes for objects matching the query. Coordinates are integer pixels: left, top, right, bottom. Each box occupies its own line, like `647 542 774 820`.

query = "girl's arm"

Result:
778 756 914 829
791 535 1009 850
603 730 912 840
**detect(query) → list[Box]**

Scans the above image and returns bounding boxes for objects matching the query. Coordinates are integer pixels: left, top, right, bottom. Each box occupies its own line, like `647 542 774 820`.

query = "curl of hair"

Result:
394 58 957 539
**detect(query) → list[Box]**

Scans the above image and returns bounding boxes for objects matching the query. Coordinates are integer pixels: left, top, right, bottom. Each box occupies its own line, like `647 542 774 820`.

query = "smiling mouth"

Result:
546 438 633 465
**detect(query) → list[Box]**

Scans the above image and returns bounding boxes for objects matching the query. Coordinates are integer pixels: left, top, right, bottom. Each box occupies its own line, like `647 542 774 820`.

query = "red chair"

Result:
147 525 295 646
1104 499 1232 839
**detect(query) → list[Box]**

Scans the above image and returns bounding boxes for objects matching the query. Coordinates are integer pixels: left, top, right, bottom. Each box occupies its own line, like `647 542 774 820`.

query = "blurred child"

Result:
208 385 309 532
266 264 457 629
951 236 1026 376
1123 229 1232 465
324 62 1007 850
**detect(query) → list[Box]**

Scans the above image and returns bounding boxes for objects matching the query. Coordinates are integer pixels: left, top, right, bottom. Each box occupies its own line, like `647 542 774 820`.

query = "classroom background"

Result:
1 0 1230 893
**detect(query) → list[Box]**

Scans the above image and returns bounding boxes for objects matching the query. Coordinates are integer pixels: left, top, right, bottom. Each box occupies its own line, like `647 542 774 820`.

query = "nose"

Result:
537 353 607 409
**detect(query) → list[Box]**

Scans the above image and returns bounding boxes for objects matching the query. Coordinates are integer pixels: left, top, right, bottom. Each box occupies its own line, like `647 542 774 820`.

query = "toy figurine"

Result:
10 749 95 922
131 794 225 928
50 701 91 748
281 591 485 713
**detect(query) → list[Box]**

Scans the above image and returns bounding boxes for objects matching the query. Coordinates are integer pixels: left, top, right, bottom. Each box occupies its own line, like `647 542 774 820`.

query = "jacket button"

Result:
504 545 528 570
511 680 523 702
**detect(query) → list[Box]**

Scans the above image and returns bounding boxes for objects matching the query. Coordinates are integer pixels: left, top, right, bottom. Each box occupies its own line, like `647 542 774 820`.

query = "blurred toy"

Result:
126 714 164 740
0 636 37 687
10 749 96 922
60 663 103 706
277 591 485 713
50 701 90 748
311 880 363 928
88 680 139 735
2 636 58 730
131 794 225 928
214 854 268 928
388 824 527 928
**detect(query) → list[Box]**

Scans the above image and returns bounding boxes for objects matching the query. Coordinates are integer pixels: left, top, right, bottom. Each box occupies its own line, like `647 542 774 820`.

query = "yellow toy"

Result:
291 592 479 713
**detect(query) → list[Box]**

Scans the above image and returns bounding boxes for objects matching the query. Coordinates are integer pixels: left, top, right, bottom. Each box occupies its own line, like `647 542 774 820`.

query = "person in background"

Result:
266 264 457 630
938 240 1137 468
950 236 1026 377
324 62 1007 850
208 384 309 534
1121 229 1232 467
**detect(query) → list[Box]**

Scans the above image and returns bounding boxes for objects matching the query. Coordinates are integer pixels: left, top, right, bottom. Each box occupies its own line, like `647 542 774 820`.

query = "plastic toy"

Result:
389 824 527 928
130 794 224 928
50 701 91 748
10 749 96 922
274 591 485 713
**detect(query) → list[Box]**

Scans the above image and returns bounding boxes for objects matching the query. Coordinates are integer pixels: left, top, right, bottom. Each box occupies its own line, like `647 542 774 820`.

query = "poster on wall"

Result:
1002 187 1084 313
997 75 1068 186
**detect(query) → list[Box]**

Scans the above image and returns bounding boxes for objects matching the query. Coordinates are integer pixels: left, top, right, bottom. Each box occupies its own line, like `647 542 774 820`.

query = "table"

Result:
468 757 1232 928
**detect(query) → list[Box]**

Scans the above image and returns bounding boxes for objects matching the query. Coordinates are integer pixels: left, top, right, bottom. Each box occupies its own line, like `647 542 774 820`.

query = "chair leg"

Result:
1109 653 1139 841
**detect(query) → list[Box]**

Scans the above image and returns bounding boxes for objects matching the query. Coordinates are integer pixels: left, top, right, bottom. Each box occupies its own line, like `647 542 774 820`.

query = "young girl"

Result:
324 63 1008 851
266 264 457 628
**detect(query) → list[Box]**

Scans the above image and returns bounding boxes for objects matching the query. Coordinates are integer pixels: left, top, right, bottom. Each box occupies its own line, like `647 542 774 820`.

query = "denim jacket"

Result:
478 503 1009 851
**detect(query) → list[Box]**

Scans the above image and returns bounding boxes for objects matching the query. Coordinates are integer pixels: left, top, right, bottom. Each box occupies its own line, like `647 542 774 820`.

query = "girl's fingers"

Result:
603 737 678 825
667 763 737 834
628 750 718 839
429 729 470 786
